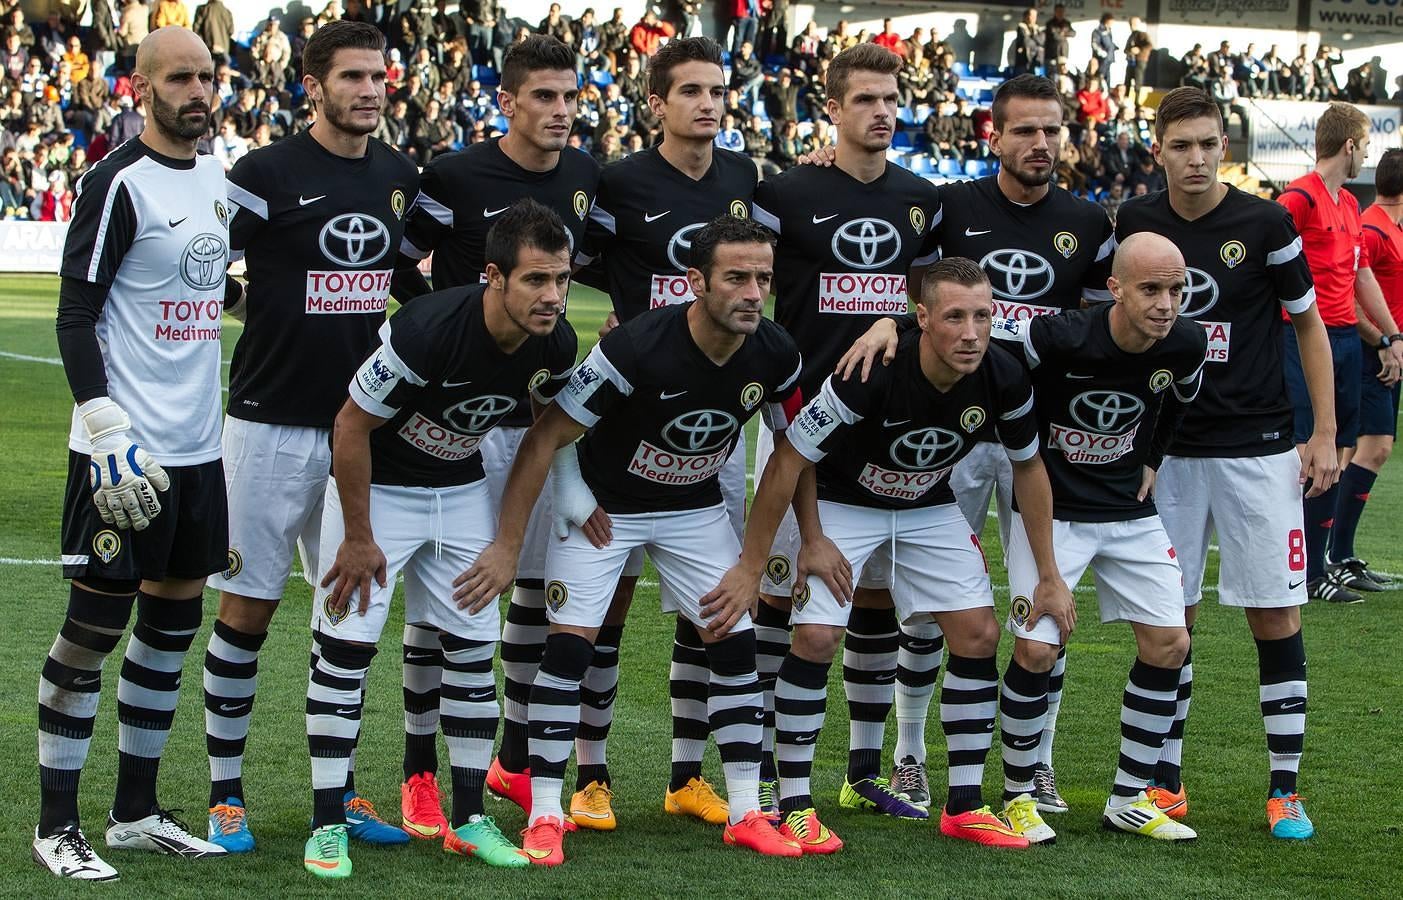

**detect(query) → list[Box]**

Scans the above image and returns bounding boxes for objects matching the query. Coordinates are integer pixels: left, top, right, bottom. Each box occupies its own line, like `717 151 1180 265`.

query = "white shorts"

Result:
621 430 749 580
753 427 890 595
480 425 555 582
208 417 330 600
791 501 993 627
544 503 751 634
310 476 500 643
1004 514 1186 646
950 441 1014 555
1156 451 1308 608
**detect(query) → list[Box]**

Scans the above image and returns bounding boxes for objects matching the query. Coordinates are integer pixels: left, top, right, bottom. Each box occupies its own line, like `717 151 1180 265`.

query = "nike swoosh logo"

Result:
543 726 571 735
876 672 895 682
1012 737 1038 749
335 708 357 715
1280 700 1304 710
168 216 187 228
660 389 687 399
442 379 473 388
574 809 611 819
466 690 495 701
964 227 991 236
1066 373 1095 380
812 213 839 224
524 848 552 859
405 652 436 660
305 857 342 868
795 734 817 744
401 820 441 837
644 211 670 222
299 195 326 206
218 703 248 713
484 206 510 217
1288 579 1304 590
73 675 99 686
883 418 910 427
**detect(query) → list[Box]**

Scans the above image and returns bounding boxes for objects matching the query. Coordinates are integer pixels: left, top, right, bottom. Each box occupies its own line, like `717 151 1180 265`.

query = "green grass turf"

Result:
1 274 1401 897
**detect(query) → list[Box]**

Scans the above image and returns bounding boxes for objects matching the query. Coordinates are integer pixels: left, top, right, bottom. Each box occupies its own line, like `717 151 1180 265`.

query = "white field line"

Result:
2 348 231 390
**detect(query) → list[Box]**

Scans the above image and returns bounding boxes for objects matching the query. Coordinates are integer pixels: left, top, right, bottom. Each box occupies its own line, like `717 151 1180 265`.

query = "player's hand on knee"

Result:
700 565 761 638
81 398 171 531
835 317 900 383
454 541 516 612
1027 575 1076 642
1136 465 1157 502
797 535 852 606
321 538 387 618
1298 433 1341 497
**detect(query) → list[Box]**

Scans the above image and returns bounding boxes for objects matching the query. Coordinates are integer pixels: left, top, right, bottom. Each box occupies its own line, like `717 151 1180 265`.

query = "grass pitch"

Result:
1 274 1400 898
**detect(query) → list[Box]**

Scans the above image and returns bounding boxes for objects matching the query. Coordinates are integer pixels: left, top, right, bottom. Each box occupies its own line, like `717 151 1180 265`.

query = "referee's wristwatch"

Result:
1376 333 1402 350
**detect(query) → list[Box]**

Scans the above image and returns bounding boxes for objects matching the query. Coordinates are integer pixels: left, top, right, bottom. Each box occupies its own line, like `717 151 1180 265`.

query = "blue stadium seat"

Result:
908 153 934 175
892 130 913 150
590 69 613 87
69 129 87 149
938 158 963 177
952 62 970 77
965 159 991 177
976 65 1002 78
490 114 509 133
896 106 914 125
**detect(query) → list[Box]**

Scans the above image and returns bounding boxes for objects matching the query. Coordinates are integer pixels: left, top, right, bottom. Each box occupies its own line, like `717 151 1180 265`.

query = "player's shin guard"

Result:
527 632 593 825
753 600 791 781
941 654 998 814
669 618 711 791
1038 648 1066 768
894 621 944 766
401 623 443 780
774 653 830 814
1155 637 1192 792
1000 659 1051 800
843 606 898 781
38 581 135 834
113 593 202 822
577 624 623 789
204 619 268 806
307 634 376 828
1303 483 1339 582
705 631 763 824
499 583 547 773
439 633 498 827
1257 631 1307 796
1112 659 1180 798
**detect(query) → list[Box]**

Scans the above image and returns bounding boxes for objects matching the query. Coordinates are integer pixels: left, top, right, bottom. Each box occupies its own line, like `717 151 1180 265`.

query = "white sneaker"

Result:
1001 794 1057 845
1102 793 1198 841
105 809 230 858
32 825 120 880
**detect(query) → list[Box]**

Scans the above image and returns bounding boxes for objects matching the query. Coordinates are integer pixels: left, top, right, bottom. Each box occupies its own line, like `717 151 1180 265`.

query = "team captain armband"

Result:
348 322 426 419
786 378 858 462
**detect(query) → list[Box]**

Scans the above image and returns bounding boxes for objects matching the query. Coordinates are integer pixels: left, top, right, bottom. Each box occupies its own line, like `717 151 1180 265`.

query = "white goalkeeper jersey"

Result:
61 139 229 465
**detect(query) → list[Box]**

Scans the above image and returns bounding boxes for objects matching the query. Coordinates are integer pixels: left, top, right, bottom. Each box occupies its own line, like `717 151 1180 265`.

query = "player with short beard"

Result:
36 27 232 880
200 20 418 854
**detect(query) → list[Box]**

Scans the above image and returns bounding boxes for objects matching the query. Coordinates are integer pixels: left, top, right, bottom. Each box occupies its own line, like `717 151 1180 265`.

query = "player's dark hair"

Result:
825 42 901 105
485 198 571 278
1153 87 1222 142
501 34 577 95
689 215 775 284
648 36 724 100
920 257 989 307
301 20 386 87
991 73 1060 130
1377 149 1403 197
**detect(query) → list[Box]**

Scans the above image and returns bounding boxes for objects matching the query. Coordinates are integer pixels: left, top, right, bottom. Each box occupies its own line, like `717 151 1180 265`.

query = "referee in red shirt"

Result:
1278 102 1403 603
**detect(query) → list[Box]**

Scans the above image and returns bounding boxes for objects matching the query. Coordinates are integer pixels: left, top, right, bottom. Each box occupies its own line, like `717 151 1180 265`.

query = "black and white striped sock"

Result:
577 623 623 789
844 606 898 781
527 632 593 825
1155 641 1192 791
669 618 710 791
894 620 943 766
1257 631 1307 796
204 619 268 806
1000 658 1050 800
307 633 375 828
753 599 791 781
401 622 443 780
774 653 830 814
439 633 497 827
941 653 998 814
1036 647 1066 769
499 584 547 773
706 632 762 825
1112 658 1180 798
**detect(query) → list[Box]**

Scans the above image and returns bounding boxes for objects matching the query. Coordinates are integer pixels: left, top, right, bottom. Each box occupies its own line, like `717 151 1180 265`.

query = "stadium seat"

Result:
938 158 963 177
490 114 509 133
976 64 1003 78
897 107 915 125
590 69 613 87
892 130 913 150
965 159 991 177
952 62 970 77
69 129 87 149
909 154 934 175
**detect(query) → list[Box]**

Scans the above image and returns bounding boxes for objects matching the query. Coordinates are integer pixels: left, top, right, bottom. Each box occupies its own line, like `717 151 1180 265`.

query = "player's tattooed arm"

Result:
322 399 390 619
1010 455 1076 641
1288 304 1342 497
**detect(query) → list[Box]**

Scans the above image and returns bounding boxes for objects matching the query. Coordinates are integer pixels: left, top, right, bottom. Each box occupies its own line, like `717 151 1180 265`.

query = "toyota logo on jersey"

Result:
980 248 1054 301
889 427 964 470
831 218 901 270
666 222 706 272
319 213 391 267
662 409 738 453
1069 390 1145 434
442 394 517 434
179 232 228 291
1178 267 1220 318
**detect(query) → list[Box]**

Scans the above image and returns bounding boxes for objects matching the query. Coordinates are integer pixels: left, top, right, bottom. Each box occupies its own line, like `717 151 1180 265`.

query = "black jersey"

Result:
225 130 419 428
933 177 1114 319
400 138 600 288
345 284 577 488
1116 186 1315 458
555 303 802 514
578 146 758 322
996 306 1206 522
786 332 1039 510
753 162 941 398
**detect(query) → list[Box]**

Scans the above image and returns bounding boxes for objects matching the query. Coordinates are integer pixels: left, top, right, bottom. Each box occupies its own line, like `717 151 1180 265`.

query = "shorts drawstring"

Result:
888 509 898 587
431 490 443 560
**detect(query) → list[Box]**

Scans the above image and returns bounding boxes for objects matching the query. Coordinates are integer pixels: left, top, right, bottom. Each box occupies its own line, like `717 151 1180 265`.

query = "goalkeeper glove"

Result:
80 397 171 531
550 443 598 540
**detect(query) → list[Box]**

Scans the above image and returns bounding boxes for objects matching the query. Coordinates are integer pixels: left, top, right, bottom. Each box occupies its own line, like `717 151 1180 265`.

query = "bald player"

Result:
36 27 233 880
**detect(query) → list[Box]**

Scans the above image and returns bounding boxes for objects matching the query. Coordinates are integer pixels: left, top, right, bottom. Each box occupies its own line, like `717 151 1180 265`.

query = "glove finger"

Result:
120 489 148 531
553 516 568 541
136 480 162 520
92 492 116 524
143 459 171 492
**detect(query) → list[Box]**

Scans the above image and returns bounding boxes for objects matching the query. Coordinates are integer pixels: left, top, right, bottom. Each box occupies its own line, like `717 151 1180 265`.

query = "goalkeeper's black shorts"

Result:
60 451 229 583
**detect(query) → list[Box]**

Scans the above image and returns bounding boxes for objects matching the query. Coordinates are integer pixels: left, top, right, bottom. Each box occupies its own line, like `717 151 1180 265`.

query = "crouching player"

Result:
706 257 1074 852
301 200 578 878
456 216 806 865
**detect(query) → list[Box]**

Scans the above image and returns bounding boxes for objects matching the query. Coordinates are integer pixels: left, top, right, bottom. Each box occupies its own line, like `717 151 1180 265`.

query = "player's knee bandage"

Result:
68 580 138 628
541 632 594 682
515 577 545 591
706 630 759 678
1256 629 1306 677
315 632 379 670
134 591 203 630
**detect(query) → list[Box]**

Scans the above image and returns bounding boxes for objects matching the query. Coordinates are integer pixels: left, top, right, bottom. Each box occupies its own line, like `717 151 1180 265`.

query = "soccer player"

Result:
36 27 231 880
750 42 941 820
1276 101 1403 603
485 36 760 830
393 33 602 839
302 201 578 878
995 232 1204 844
711 258 1076 852
1115 86 1339 839
201 20 418 853
1335 149 1403 587
456 216 806 866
